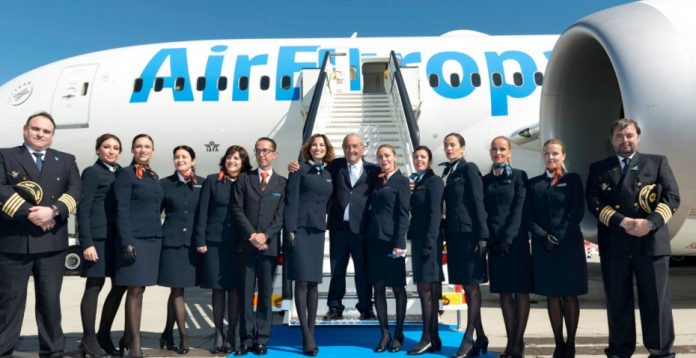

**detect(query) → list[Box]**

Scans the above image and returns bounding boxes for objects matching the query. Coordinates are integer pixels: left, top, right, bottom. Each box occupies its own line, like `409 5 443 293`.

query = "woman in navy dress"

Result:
194 145 251 354
78 133 128 357
441 133 489 358
113 134 164 357
405 146 445 355
526 139 587 358
483 136 531 358
157 145 204 354
284 134 334 356
366 144 411 353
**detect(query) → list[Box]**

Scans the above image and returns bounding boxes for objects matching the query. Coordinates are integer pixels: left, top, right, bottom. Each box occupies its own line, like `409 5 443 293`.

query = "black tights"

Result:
80 278 127 342
294 281 319 350
499 292 530 355
125 286 145 356
374 285 406 346
415 282 440 345
457 285 486 354
163 288 188 345
547 296 580 354
211 288 242 349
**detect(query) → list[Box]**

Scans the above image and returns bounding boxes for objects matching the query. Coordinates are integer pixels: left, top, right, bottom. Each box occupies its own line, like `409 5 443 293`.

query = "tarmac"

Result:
12 257 696 357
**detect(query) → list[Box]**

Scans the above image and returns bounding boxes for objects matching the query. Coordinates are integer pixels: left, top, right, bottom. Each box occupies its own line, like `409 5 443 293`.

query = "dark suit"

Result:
232 169 286 345
408 169 444 283
77 160 120 277
284 161 333 282
325 158 380 313
442 158 489 285
0 145 81 357
587 153 679 358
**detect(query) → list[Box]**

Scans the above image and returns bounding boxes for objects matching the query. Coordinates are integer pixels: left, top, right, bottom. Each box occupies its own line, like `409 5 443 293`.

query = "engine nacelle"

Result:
540 0 696 247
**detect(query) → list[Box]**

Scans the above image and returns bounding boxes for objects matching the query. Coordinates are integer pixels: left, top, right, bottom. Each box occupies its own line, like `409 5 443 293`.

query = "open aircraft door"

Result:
50 64 98 128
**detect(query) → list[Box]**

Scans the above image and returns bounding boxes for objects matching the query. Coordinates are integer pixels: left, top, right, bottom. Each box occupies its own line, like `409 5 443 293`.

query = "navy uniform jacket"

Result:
326 157 381 235
77 160 119 249
443 158 489 240
367 170 411 249
193 174 237 248
284 162 333 232
232 169 287 257
114 164 163 247
586 153 679 257
160 173 204 247
0 145 81 254
408 169 444 249
483 168 528 247
526 172 585 245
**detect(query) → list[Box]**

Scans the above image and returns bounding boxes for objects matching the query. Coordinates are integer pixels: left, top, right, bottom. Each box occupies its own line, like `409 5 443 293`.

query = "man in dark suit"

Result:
0 112 81 358
232 137 286 355
324 133 380 320
586 118 679 358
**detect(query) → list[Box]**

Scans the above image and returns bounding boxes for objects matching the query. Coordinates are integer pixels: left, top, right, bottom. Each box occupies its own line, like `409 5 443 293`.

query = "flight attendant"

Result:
366 144 410 353
157 145 204 355
284 134 335 356
405 146 445 355
194 145 251 354
113 134 164 358
77 134 128 357
526 139 587 358
441 133 489 358
482 136 531 358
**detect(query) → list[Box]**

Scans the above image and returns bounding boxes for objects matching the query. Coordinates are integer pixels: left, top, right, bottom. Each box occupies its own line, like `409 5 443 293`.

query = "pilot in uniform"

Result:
586 118 679 358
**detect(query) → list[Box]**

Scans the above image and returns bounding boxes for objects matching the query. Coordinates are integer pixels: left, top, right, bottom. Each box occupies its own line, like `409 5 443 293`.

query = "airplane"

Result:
1 0 695 273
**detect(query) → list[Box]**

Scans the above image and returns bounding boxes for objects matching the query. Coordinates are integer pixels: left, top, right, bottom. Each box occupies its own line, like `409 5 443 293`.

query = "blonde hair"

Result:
490 135 512 167
543 138 567 174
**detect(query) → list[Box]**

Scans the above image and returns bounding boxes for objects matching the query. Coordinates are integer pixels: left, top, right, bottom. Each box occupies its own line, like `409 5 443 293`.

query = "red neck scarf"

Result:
135 163 150 179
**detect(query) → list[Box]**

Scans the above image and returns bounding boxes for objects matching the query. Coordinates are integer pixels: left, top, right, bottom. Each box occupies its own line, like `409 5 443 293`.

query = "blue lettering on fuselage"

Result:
130 45 550 116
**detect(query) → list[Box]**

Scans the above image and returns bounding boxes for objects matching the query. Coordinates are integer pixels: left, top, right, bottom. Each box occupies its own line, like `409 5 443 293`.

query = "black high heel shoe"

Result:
177 336 190 355
551 342 566 358
96 332 118 356
374 334 391 353
406 340 433 355
209 331 225 354
431 336 442 352
159 332 178 351
473 335 489 356
563 343 575 358
118 337 129 357
389 334 404 353
452 336 475 358
79 338 108 357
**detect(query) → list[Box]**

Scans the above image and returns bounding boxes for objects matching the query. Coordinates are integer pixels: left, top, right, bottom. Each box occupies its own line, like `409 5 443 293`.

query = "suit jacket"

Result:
526 172 585 245
160 173 204 247
442 158 489 240
232 169 287 257
0 145 81 254
408 169 444 250
368 170 411 249
326 157 381 235
193 173 238 248
77 160 119 249
586 153 679 256
284 161 333 232
114 164 163 247
483 168 528 246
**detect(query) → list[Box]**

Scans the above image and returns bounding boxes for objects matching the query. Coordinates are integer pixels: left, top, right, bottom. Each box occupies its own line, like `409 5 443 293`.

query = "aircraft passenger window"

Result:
154 77 164 92
174 77 185 91
81 82 89 96
239 76 249 91
534 72 544 86
218 76 228 91
133 78 143 93
513 72 523 86
281 75 291 90
196 77 206 91
450 74 461 88
260 76 270 90
428 74 439 88
491 73 502 87
471 73 481 87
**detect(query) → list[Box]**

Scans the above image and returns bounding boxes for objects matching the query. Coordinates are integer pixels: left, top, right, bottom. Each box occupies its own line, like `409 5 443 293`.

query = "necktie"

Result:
33 152 44 172
439 161 455 177
622 157 631 175
260 171 269 191
378 172 389 185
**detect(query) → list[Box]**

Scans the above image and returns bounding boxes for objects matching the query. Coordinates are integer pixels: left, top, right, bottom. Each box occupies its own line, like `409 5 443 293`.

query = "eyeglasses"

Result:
254 148 274 155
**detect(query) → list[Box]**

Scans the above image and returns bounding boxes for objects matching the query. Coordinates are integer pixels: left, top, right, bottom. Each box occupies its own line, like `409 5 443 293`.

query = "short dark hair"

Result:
413 145 433 161
256 137 277 151
95 133 122 153
172 145 196 160
301 133 335 163
131 133 154 150
610 118 641 136
218 145 252 173
25 112 56 132
444 132 465 147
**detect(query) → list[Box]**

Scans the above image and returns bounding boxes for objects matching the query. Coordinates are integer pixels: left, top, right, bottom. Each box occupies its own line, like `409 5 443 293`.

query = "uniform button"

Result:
184 210 188 214
615 205 620 209
183 228 188 232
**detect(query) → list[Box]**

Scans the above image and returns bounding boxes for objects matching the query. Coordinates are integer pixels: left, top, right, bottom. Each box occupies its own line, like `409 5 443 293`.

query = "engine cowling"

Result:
540 0 696 244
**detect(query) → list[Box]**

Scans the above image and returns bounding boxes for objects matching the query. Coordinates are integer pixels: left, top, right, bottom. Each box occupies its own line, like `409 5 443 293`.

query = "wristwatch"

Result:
648 219 657 231
51 205 59 218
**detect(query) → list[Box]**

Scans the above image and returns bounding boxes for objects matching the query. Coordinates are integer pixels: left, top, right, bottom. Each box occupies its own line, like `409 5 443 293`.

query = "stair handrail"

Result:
389 51 420 148
302 52 332 144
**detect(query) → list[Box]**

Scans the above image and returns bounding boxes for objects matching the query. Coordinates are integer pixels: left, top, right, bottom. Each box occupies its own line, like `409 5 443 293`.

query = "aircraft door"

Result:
362 62 388 94
50 64 99 128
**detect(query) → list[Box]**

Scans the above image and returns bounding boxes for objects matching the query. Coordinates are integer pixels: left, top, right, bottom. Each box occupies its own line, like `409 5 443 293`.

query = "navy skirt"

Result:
367 240 406 287
287 228 326 283
113 237 162 287
158 245 199 288
410 238 444 283
81 237 118 278
200 241 243 289
488 234 532 293
445 231 488 285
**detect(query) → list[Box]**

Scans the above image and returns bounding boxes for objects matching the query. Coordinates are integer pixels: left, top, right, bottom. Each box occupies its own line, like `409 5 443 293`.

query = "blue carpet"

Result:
230 325 498 357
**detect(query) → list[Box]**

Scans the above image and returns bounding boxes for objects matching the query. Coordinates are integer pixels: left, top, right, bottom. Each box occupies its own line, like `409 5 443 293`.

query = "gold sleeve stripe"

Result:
599 206 617 226
655 203 673 223
2 193 26 218
58 194 77 214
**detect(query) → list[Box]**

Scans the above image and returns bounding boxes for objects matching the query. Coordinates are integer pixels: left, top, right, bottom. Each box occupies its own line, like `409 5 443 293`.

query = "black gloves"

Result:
544 234 560 252
421 245 432 260
285 231 296 249
494 242 509 256
475 240 487 258
121 245 137 265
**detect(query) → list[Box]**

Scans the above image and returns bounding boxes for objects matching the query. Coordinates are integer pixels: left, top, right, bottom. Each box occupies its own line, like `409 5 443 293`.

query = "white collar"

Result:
616 153 636 163
25 144 46 156
258 168 273 179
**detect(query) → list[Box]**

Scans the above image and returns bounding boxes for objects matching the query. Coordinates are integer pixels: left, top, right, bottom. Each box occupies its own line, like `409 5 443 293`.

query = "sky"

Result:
0 0 634 84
